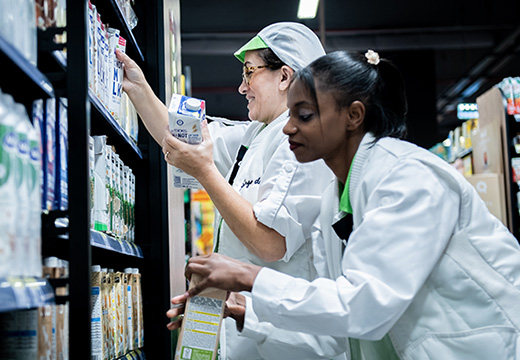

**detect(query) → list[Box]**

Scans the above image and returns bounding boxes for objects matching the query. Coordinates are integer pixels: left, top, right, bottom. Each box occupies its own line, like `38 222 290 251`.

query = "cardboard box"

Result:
465 173 507 226
471 122 504 175
175 274 226 360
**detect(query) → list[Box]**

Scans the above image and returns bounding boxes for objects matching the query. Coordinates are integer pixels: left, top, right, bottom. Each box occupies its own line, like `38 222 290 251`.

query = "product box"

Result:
174 274 226 360
465 173 507 226
471 121 503 175
44 98 56 211
0 309 38 359
168 94 206 189
91 266 106 360
37 305 55 360
56 98 68 211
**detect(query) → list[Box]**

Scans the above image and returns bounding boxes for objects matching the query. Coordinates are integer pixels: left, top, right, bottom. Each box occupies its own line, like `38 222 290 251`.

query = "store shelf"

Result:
0 277 55 313
92 0 144 62
89 89 143 160
0 34 54 101
117 349 146 360
91 230 143 258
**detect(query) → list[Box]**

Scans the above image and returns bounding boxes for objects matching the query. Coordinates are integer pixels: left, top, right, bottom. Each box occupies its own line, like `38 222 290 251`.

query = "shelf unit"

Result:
1 0 173 359
477 86 520 240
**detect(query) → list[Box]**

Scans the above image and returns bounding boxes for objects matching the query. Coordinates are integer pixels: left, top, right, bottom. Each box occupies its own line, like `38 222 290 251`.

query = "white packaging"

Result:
14 104 31 276
89 135 95 229
93 136 109 232
123 165 129 240
0 93 18 277
95 13 105 103
88 1 96 91
108 29 127 123
168 94 206 189
27 113 42 277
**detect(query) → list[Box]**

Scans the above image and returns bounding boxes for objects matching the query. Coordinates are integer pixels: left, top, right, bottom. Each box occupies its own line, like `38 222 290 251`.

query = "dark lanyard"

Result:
227 145 248 185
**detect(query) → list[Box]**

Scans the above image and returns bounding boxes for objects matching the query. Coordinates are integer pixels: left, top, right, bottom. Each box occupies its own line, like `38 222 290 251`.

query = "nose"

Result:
283 117 296 135
238 78 248 94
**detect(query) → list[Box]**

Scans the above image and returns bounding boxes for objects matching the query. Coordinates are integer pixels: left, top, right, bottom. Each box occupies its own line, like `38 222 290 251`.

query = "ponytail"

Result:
294 51 408 141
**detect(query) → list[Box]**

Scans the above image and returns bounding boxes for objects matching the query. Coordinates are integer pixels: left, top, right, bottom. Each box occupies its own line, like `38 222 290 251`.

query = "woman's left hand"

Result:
162 119 215 180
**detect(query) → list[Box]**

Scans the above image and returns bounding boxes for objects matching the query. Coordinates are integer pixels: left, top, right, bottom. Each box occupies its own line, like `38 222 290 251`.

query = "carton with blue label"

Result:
168 94 205 189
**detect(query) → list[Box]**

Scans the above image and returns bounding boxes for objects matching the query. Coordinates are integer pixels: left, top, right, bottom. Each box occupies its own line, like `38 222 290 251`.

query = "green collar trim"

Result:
339 156 355 214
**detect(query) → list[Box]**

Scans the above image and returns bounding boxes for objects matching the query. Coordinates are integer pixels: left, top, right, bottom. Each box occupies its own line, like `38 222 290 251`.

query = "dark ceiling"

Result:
179 0 520 148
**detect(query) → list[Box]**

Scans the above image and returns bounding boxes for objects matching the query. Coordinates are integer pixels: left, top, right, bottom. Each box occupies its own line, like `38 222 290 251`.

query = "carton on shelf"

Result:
465 173 507 226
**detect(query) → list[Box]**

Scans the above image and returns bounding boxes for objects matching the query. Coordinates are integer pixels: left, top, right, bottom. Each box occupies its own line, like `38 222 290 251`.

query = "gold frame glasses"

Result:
242 64 273 85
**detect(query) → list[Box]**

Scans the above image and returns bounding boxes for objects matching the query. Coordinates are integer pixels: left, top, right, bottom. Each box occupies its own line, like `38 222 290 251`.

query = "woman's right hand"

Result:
116 50 148 98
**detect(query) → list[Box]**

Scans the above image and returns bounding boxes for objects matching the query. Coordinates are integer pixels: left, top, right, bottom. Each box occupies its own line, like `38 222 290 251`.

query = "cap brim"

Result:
234 35 268 63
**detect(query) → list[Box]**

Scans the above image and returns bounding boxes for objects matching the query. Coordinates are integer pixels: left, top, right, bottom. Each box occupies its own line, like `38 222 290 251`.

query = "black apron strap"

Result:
332 213 353 251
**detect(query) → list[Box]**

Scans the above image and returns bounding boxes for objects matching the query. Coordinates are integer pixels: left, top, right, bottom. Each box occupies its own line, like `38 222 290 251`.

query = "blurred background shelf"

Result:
0 34 54 102
0 277 55 313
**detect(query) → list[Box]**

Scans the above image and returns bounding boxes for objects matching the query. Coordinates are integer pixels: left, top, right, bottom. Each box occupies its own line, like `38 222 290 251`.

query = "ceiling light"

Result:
297 0 320 19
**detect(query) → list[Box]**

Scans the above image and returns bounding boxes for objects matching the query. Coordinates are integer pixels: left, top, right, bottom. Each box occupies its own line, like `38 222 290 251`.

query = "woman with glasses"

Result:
118 22 335 359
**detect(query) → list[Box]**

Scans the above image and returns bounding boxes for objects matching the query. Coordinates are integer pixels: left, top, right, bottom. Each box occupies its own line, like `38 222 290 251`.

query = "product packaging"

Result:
108 28 127 123
93 136 110 232
123 268 134 350
0 93 18 277
14 104 31 276
89 135 95 229
27 109 42 277
174 274 226 360
131 268 143 349
101 272 112 360
37 305 55 360
95 13 106 104
498 78 516 115
0 309 39 359
88 1 96 91
113 272 124 357
168 94 206 189
32 99 45 210
56 98 68 211
91 265 105 360
45 98 57 211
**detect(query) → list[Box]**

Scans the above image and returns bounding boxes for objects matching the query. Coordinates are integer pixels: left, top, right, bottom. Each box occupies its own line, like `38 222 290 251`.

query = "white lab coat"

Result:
246 132 520 359
207 111 334 359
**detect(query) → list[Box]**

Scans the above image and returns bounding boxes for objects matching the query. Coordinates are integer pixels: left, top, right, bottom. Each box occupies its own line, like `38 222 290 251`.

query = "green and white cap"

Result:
234 22 325 71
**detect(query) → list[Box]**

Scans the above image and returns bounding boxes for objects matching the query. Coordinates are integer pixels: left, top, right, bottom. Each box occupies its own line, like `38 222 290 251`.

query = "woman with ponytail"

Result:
172 50 520 359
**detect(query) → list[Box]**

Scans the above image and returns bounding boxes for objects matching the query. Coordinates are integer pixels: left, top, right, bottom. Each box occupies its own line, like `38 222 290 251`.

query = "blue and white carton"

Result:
168 94 205 189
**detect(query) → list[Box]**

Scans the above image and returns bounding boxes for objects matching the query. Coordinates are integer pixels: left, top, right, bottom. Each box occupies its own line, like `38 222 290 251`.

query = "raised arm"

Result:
116 50 169 145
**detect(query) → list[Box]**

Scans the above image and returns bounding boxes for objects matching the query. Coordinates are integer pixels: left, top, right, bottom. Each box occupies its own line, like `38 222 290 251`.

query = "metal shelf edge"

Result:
0 277 56 313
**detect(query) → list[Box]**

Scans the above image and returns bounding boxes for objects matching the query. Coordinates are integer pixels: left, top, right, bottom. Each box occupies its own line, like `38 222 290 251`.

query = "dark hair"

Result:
257 48 285 70
294 51 408 140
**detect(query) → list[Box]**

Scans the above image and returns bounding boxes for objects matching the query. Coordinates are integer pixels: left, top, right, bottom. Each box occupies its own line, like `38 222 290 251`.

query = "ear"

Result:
279 65 295 91
346 101 365 131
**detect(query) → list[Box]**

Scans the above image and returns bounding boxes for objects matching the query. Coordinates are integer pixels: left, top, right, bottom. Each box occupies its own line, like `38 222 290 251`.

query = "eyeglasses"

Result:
242 64 273 85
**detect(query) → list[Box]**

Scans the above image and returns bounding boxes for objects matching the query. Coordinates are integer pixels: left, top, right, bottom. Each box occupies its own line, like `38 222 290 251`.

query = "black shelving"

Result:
91 0 144 62
0 34 54 102
0 277 55 313
89 89 143 160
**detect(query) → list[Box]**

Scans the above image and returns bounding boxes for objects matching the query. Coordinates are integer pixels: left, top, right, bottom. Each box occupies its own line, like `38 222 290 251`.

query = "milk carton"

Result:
0 93 18 277
168 94 205 189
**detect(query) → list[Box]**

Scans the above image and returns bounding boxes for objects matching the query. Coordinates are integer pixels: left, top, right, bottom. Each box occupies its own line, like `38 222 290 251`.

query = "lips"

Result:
288 140 302 151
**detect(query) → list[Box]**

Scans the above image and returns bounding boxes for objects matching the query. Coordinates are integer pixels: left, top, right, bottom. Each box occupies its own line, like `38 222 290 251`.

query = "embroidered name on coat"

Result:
241 177 261 190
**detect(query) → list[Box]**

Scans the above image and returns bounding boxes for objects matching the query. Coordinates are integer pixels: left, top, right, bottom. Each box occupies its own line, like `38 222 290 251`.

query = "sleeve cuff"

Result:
238 295 267 343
